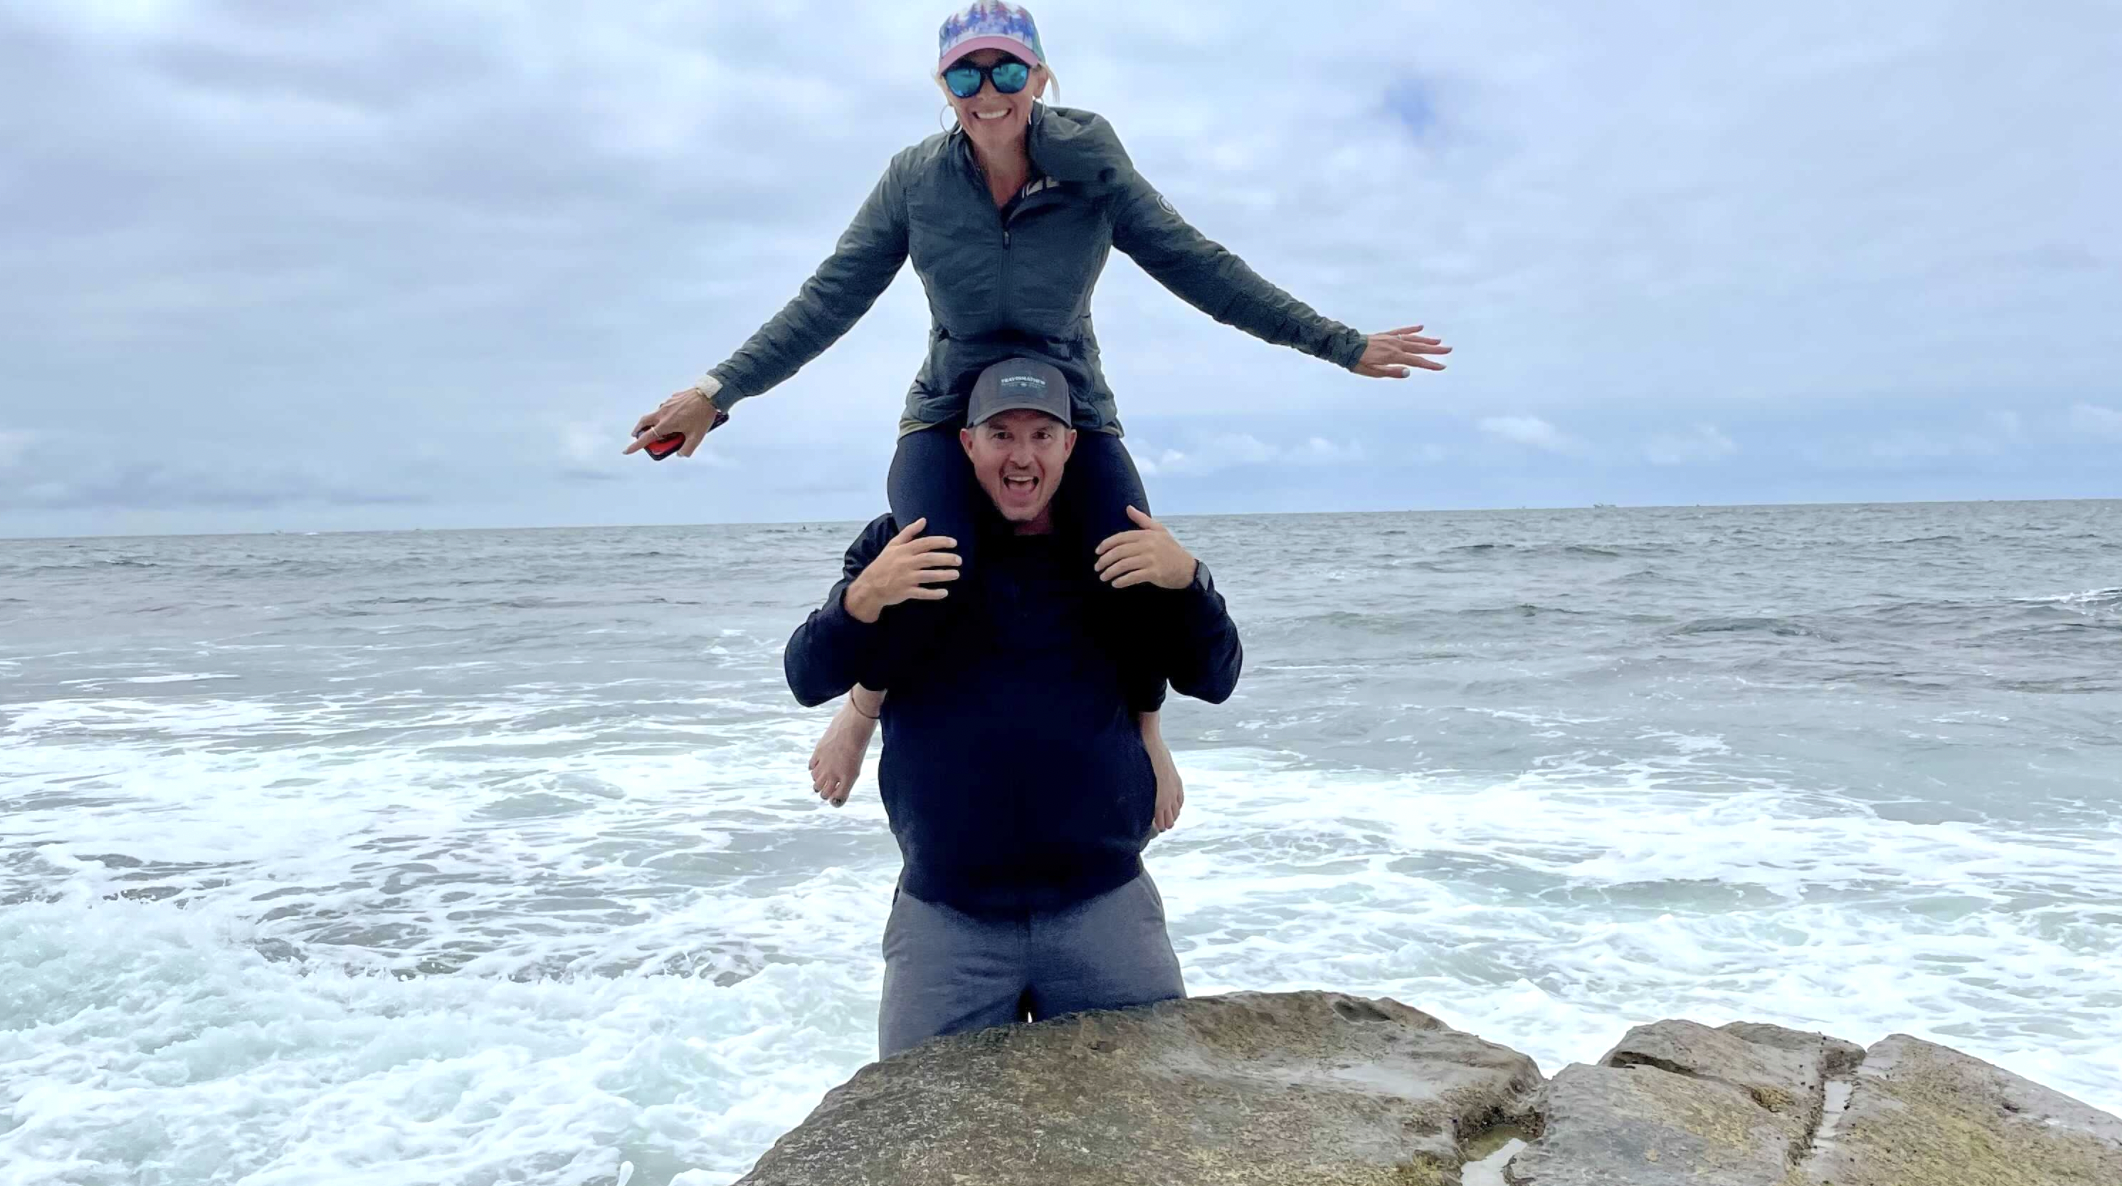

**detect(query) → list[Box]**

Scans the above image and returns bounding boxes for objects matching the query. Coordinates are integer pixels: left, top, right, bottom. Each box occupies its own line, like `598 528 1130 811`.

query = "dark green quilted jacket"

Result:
706 105 1369 435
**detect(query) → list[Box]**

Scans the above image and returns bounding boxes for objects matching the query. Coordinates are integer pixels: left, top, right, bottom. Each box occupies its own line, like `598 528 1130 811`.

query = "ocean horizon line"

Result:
4 495 2115 545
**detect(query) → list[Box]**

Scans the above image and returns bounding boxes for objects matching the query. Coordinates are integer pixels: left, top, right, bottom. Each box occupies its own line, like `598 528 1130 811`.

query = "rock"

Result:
733 991 1543 1186
735 1004 2120 1186
1504 1062 1806 1185
1601 1019 1826 1129
1785 1033 2122 1185
1717 1021 1868 1078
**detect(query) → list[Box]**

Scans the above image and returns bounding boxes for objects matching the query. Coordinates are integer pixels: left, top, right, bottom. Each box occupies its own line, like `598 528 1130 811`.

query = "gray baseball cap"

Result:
967 357 1072 427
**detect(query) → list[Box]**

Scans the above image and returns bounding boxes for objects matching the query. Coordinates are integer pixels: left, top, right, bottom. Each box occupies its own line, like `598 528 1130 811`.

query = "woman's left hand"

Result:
1353 325 1451 378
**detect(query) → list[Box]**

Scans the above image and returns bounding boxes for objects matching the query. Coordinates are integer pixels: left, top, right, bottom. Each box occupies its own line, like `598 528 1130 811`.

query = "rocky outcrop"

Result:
734 992 1543 1185
1509 1021 2122 1186
1785 1033 2122 1186
732 993 2121 1186
1507 1020 1839 1184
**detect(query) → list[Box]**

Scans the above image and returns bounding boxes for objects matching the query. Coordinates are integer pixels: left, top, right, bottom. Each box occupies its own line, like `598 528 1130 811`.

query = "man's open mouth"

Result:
1003 474 1038 496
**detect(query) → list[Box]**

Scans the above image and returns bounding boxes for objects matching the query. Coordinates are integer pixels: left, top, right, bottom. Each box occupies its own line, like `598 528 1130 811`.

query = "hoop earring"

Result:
939 104 960 131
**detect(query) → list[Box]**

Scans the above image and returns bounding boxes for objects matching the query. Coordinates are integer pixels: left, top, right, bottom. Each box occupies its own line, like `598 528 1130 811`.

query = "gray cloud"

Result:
3 0 2119 537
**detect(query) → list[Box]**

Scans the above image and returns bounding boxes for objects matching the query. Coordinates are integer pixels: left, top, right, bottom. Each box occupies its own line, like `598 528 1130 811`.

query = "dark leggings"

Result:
864 422 1149 689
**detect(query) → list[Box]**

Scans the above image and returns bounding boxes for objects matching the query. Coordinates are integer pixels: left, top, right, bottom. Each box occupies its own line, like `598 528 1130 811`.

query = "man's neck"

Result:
1011 507 1056 536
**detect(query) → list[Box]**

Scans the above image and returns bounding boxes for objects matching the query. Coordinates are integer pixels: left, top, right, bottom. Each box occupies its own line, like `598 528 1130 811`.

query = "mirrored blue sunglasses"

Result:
943 57 1032 99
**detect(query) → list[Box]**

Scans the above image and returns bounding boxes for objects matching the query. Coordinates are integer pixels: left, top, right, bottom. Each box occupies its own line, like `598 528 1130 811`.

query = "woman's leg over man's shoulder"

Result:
809 423 978 803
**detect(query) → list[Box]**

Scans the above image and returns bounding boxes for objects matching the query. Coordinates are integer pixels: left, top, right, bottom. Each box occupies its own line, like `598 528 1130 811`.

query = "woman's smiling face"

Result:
939 48 1047 149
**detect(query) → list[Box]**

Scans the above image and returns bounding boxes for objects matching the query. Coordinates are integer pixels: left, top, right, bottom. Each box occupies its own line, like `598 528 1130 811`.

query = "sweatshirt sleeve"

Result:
705 154 913 409
1138 560 1244 705
1108 168 1369 371
783 516 898 707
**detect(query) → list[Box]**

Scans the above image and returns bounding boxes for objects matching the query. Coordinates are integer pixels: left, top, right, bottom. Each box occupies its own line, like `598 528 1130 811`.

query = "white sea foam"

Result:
6 707 2119 1183
2012 586 2122 606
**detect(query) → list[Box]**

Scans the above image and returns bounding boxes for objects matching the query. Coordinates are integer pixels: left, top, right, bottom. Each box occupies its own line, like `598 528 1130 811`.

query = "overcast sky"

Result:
2 0 2117 538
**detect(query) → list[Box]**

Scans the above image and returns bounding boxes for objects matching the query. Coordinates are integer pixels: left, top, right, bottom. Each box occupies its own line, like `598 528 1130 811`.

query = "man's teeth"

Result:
1004 476 1035 489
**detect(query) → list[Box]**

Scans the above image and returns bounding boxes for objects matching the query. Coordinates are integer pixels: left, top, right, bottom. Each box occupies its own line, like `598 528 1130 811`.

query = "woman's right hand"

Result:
623 386 724 458
843 518 961 623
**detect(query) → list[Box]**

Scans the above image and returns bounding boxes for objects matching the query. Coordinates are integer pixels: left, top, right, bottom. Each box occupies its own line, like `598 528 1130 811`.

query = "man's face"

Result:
960 410 1076 525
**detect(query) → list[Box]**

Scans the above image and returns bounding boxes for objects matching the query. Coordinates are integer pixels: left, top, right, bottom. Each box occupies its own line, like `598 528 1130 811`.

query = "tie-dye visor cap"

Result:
937 1 1045 70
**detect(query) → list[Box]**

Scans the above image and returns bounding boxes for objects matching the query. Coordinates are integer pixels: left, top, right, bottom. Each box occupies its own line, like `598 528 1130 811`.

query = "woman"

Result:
627 2 1450 817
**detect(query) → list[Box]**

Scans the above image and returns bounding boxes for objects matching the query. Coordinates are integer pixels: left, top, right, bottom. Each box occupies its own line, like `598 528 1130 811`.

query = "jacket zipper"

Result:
999 200 1012 326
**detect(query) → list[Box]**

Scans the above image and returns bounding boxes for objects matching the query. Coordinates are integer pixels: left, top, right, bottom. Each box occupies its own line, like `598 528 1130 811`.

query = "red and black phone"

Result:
634 408 730 460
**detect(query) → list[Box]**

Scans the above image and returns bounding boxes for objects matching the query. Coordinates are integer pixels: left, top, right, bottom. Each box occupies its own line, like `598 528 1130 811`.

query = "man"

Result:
783 357 1243 1060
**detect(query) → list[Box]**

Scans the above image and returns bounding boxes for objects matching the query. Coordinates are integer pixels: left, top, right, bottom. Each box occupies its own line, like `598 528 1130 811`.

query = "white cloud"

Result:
1478 415 1576 453
2068 403 2122 439
1290 436 1366 465
1644 423 1737 465
1132 433 1362 477
0 430 35 469
1866 426 2014 461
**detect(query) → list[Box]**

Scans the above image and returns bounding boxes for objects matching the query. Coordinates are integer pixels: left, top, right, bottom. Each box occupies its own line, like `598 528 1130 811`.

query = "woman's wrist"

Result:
691 374 728 411
850 685 885 718
842 577 884 624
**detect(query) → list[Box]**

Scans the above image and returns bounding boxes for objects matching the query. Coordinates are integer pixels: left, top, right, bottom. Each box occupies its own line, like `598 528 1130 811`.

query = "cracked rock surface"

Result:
733 991 1543 1186
732 997 2118 1185
1783 1033 2122 1186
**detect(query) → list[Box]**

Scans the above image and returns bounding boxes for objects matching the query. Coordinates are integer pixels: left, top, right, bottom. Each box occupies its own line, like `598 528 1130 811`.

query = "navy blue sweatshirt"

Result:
784 513 1243 917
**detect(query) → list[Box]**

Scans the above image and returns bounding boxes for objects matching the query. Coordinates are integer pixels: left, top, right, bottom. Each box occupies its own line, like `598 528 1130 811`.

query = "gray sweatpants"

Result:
877 870 1186 1060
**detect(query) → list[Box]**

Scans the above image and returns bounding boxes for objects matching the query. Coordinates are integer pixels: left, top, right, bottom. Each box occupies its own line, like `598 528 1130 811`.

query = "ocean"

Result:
3 500 2118 1185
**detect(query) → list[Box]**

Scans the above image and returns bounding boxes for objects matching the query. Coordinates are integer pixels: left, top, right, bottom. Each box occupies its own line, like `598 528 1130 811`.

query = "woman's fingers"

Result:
622 415 664 454
1096 534 1151 558
1101 555 1152 584
1374 349 1447 371
890 518 929 545
1095 543 1147 576
914 567 960 584
1096 530 1148 556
